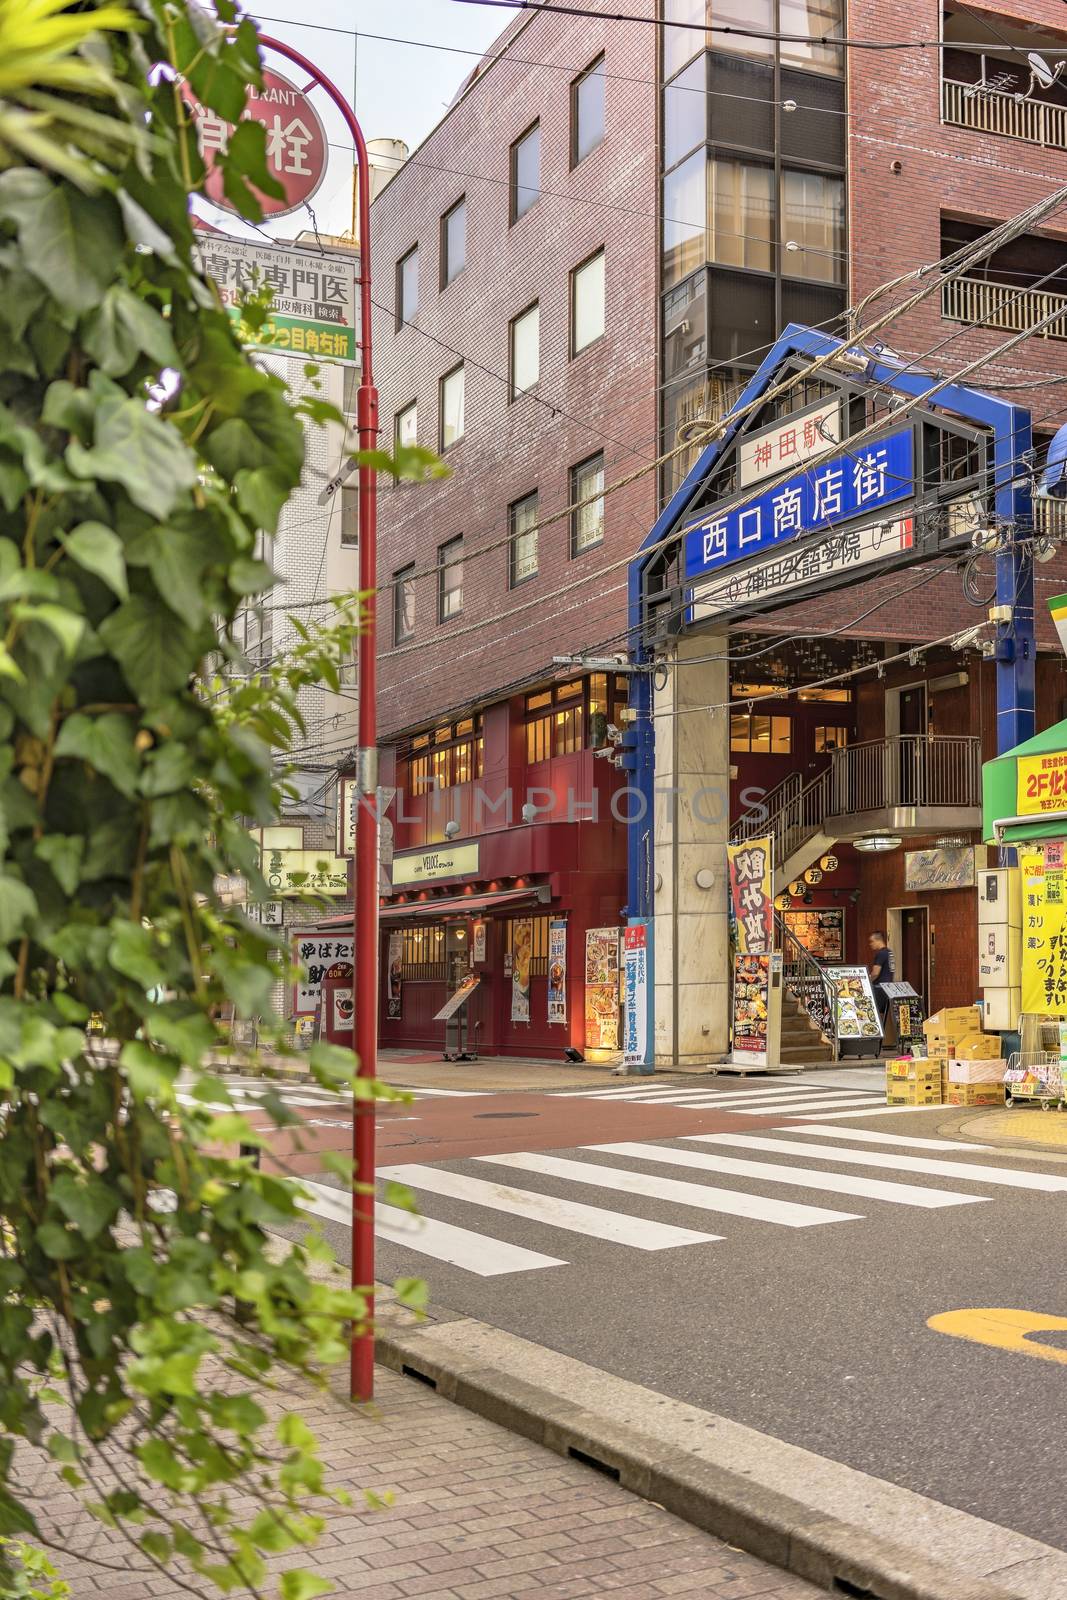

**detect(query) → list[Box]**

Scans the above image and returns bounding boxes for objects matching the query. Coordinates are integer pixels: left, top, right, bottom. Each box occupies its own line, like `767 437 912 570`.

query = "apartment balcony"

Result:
942 76 1067 150
941 274 1067 342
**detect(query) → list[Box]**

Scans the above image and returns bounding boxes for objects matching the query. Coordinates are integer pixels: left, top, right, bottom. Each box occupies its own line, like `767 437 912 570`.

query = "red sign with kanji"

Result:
183 69 329 219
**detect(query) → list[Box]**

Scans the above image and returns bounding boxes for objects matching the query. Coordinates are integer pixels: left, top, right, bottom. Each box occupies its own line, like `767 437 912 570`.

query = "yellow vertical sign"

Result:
1021 847 1067 1015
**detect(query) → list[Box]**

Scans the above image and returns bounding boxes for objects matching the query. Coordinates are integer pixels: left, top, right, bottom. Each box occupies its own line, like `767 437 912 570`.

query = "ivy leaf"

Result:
99 596 199 704
67 397 197 520
279 1567 332 1598
35 1221 79 1261
0 875 37 943
34 833 85 895
108 922 167 989
61 522 129 599
13 602 84 657
235 467 290 534
228 556 275 596
55 712 139 797
52 1172 119 1240
83 286 178 378
225 119 285 201
0 170 123 314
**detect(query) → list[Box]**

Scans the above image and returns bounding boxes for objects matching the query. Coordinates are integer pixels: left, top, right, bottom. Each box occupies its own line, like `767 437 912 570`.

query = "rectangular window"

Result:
438 536 463 622
662 148 706 290
572 249 605 354
439 364 465 450
509 490 539 587
393 563 415 643
572 55 605 166
526 706 584 764
780 0 844 75
664 56 706 170
511 122 540 222
509 302 539 398
440 197 466 287
664 0 705 80
397 245 418 326
781 169 845 284
730 714 791 752
814 725 849 752
570 452 605 554
394 401 417 478
709 159 774 273
340 483 358 547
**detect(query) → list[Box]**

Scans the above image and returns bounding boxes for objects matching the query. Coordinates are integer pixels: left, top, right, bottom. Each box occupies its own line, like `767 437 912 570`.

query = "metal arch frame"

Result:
625 320 1035 929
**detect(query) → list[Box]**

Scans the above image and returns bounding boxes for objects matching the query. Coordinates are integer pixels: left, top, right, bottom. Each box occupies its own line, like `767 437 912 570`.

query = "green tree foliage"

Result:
0 2 433 1593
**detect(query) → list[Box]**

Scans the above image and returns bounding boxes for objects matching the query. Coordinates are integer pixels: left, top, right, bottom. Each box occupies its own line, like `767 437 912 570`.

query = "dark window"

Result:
440 197 466 287
511 122 540 222
509 490 539 586
570 453 605 554
393 563 415 642
572 55 605 165
438 536 463 622
396 245 418 326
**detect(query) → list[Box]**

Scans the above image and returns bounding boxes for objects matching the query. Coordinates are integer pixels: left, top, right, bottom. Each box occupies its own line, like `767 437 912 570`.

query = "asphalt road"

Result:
226 1071 1067 1550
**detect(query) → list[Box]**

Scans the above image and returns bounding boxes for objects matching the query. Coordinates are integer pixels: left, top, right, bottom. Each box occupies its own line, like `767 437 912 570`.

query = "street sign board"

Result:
195 234 356 362
183 68 329 218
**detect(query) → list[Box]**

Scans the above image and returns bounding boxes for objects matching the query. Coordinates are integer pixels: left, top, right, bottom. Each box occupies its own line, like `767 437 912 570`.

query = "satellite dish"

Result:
1029 51 1056 89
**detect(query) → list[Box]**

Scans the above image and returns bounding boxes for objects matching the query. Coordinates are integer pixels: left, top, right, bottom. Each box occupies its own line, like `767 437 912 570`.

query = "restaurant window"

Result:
438 535 463 622
505 915 551 975
439 363 465 450
572 249 605 354
393 563 415 644
730 713 791 753
440 196 466 287
814 725 849 752
510 302 539 398
781 169 844 283
408 716 483 793
511 121 540 221
709 158 774 273
398 925 447 979
570 452 605 554
510 490 539 587
397 244 418 326
524 677 605 763
572 55 605 165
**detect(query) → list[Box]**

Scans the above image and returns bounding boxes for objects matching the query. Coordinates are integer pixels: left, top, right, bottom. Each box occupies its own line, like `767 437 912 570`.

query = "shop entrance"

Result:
889 905 930 1010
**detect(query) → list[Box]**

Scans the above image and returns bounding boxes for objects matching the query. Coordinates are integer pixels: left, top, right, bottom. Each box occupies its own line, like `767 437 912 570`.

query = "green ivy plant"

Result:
0 1 437 1595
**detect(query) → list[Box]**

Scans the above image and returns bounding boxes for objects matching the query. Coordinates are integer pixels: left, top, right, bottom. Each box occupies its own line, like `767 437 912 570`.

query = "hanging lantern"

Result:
788 879 804 897
774 892 792 911
805 866 823 885
820 854 839 873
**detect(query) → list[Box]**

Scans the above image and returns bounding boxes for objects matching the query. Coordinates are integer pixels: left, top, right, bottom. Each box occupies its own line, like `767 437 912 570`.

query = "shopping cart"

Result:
1004 1050 1067 1110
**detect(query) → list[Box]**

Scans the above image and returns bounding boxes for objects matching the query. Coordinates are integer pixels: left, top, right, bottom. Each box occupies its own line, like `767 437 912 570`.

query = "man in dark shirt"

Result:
868 930 895 1034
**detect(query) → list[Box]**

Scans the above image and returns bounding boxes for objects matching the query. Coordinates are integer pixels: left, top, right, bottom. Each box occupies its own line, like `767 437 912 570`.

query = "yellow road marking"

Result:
928 1308 1067 1364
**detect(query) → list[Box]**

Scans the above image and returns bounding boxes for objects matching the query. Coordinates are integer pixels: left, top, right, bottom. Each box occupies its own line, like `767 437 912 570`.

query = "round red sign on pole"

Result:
182 68 329 219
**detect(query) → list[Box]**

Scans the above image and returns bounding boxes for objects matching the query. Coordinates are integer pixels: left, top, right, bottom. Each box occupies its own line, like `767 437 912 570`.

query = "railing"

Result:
1034 495 1067 539
942 275 1067 343
776 911 836 1052
942 76 1067 150
731 770 802 846
825 735 982 816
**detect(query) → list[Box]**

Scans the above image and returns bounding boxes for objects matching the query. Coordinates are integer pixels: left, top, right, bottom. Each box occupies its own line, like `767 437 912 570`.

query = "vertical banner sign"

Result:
727 838 774 954
622 925 649 1067
385 931 403 1020
1022 847 1067 1015
511 918 533 1023
585 928 620 1050
547 919 567 1025
293 934 353 1015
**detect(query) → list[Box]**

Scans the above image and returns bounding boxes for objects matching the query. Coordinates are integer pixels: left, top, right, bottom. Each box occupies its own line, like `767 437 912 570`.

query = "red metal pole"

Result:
257 37 379 1401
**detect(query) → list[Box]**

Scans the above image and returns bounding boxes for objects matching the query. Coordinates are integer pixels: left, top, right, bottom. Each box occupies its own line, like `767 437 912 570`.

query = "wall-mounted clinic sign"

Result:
195 234 357 363
684 427 914 586
391 842 479 885
262 848 349 895
738 399 842 487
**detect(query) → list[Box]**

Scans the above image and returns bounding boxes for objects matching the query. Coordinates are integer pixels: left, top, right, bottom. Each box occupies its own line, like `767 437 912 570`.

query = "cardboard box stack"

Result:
946 1032 1005 1107
885 1056 942 1105
922 1006 982 1060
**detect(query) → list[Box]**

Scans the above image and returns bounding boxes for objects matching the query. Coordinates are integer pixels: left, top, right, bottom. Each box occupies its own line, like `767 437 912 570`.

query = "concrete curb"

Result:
373 1313 1067 1600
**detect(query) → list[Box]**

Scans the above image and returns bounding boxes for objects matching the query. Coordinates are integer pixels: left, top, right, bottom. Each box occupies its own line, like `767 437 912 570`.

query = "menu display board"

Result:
733 953 771 1056
783 908 844 963
824 966 882 1041
585 928 620 1050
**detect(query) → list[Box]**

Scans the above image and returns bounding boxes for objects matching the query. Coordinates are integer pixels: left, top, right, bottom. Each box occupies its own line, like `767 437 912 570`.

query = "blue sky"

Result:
245 0 508 237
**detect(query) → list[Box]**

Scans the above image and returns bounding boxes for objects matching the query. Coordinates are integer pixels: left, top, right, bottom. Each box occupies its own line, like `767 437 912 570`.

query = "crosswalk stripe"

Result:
784 1125 996 1152
651 1087 851 1106
379 1163 720 1250
298 1179 565 1275
588 1142 988 1210
474 1151 859 1228
688 1134 1067 1191
786 1103 944 1119
738 1095 885 1116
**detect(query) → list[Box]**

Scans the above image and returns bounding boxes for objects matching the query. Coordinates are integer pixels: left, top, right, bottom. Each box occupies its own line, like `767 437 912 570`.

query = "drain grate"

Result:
473 1111 537 1120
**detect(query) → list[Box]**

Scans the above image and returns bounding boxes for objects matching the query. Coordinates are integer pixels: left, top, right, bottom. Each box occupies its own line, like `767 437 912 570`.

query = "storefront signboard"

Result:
331 987 354 1033
823 966 882 1041
183 69 329 219
727 838 773 955
691 516 914 624
386 931 403 1020
547 919 567 1024
622 925 649 1066
904 846 976 891
392 842 479 885
263 847 349 896
783 908 843 962
585 928 620 1051
195 233 356 361
472 921 487 964
511 918 532 1023
739 399 842 486
1017 751 1067 816
1021 848 1067 1015
434 973 480 1022
732 953 770 1059
292 935 353 1015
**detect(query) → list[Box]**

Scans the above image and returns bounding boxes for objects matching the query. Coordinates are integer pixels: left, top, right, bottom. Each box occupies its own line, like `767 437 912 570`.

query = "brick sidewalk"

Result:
35 1363 820 1600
